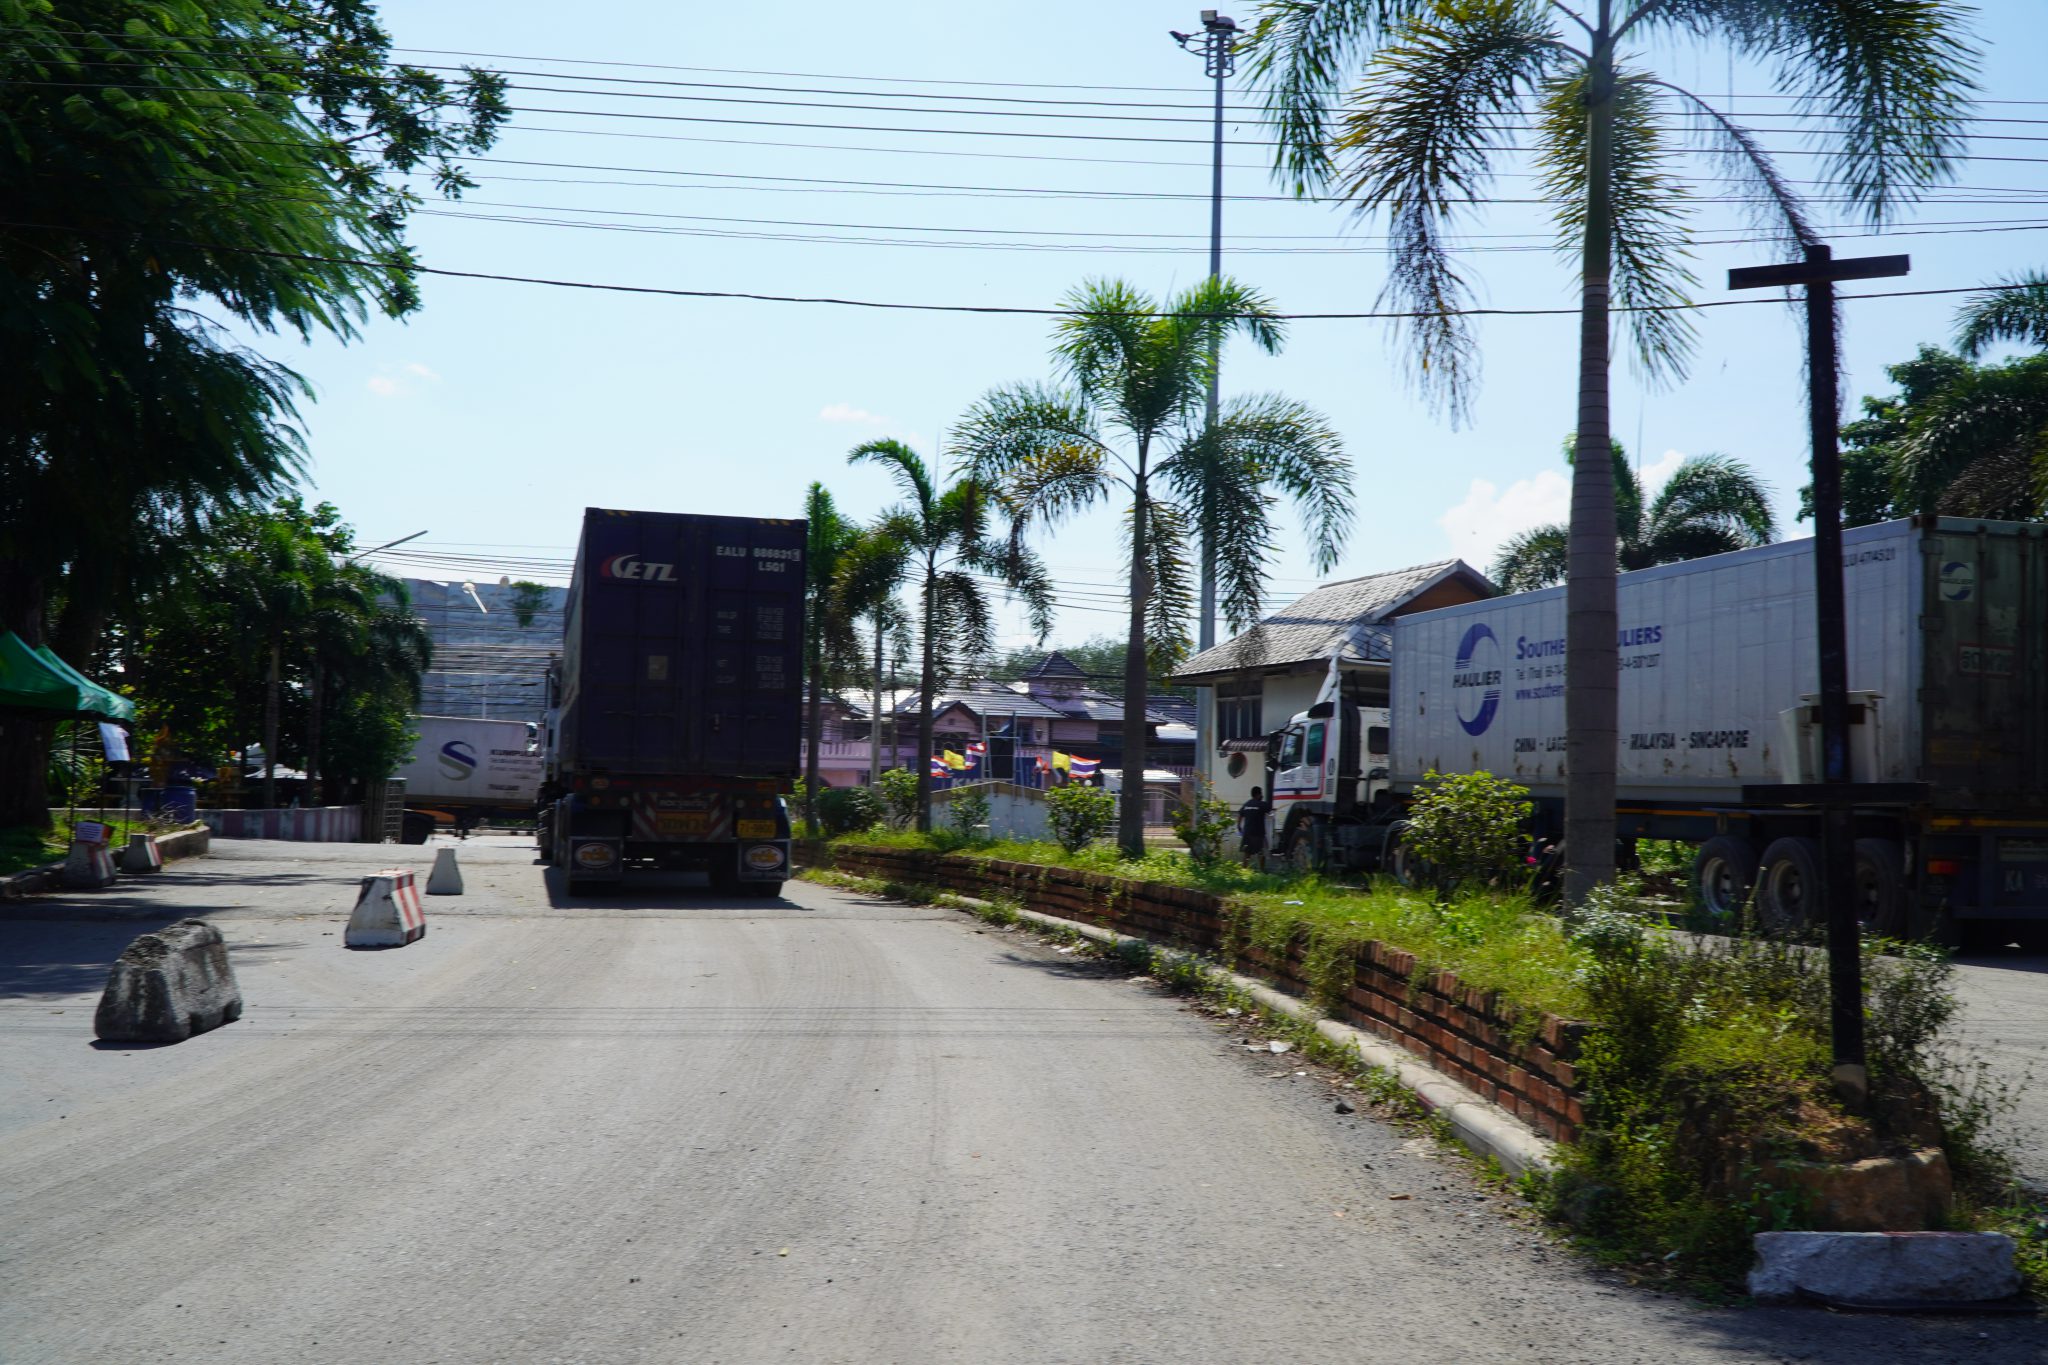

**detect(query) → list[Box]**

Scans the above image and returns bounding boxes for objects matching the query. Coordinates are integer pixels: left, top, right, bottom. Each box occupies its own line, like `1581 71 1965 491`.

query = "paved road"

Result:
1 838 2042 1364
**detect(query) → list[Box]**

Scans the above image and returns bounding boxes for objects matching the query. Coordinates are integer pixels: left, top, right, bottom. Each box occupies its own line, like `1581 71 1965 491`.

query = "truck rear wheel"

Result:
1382 820 1424 889
1691 836 1758 920
1756 836 1823 934
1853 838 1909 937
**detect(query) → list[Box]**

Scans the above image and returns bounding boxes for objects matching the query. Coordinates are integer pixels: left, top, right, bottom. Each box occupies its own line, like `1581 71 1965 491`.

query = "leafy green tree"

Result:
1402 769 1535 896
0 0 503 826
956 276 1349 858
1491 438 1776 590
848 440 1052 832
832 520 915 788
1248 0 1975 900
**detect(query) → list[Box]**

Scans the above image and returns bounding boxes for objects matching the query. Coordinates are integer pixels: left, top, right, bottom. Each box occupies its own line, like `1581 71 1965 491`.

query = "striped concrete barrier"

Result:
119 833 163 874
61 840 117 890
345 869 428 948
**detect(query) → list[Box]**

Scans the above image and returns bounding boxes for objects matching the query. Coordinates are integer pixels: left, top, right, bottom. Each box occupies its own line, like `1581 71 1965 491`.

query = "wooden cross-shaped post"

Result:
1729 244 1910 1106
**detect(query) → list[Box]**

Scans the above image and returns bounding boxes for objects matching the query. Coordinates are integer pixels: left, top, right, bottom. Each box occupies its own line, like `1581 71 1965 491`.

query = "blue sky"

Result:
270 1 2048 651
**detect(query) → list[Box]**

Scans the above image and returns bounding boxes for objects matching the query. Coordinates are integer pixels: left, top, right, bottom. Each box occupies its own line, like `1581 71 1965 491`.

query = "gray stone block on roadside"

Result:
1749 1231 2022 1306
94 919 244 1044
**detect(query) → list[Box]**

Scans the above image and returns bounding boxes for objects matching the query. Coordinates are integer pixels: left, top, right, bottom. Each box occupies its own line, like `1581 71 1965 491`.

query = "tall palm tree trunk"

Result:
1119 469 1153 859
868 615 884 787
1563 49 1620 903
803 631 825 839
263 634 282 809
915 558 938 832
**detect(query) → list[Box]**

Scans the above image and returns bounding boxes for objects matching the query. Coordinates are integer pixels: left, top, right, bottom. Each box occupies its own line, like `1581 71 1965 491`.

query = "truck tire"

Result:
1852 838 1909 937
1756 836 1823 934
1281 815 1325 876
1382 820 1424 889
1691 836 1758 920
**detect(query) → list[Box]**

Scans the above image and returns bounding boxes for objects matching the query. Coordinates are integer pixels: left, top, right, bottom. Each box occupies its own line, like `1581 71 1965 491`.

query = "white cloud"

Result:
1438 469 1572 568
818 402 890 426
366 362 441 398
1638 447 1686 495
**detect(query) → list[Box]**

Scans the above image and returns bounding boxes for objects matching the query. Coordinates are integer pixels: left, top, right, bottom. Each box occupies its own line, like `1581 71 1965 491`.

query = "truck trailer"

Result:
1264 516 2048 947
392 715 542 841
536 508 805 895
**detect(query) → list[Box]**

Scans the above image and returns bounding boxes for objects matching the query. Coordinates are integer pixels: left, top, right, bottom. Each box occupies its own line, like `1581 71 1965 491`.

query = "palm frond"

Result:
1644 74 1815 257
1955 271 2048 359
931 570 997 676
1052 278 1159 416
951 382 1113 485
1172 391 1354 603
1537 70 1698 382
1331 0 1561 418
1131 496 1195 673
1892 354 2048 518
846 437 936 523
1641 453 1777 551
1639 0 1976 223
1488 524 1569 590
1246 0 1439 194
1160 426 1276 633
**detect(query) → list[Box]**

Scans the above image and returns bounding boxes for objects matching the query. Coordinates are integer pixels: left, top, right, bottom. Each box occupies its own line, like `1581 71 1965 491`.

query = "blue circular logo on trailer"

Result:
1940 560 1975 602
437 740 479 781
1453 623 1503 736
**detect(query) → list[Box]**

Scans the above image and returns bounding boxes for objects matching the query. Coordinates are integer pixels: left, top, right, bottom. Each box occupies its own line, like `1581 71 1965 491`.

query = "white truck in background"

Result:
393 715 542 841
1264 516 2048 948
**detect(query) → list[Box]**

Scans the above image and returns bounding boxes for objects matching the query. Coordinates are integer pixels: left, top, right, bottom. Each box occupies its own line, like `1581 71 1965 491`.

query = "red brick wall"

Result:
825 845 1587 1141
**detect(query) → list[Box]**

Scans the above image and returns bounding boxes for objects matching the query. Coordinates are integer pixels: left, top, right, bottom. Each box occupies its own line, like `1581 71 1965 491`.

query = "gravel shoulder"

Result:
0 837 2041 1363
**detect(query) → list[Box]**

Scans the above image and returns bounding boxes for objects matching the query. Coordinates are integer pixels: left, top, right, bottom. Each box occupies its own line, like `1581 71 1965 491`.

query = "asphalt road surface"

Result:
2 837 2043 1364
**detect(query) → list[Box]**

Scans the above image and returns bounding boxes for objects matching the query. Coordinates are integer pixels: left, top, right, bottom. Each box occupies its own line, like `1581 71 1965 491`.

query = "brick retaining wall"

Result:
826 843 1588 1142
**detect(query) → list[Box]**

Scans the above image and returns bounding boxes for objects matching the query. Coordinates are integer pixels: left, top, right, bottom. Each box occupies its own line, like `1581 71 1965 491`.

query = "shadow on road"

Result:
538 864 794 912
0 917 304 1002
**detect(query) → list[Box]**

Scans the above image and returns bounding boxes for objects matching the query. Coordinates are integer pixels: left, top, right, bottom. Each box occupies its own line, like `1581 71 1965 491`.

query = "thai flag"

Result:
967 740 987 756
1068 756 1100 778
930 755 948 777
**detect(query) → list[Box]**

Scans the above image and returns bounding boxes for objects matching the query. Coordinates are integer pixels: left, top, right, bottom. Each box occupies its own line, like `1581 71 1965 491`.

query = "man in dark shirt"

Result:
1237 786 1269 870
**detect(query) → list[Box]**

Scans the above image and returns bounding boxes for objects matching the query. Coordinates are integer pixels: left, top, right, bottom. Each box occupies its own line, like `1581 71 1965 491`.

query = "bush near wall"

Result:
829 843 1589 1141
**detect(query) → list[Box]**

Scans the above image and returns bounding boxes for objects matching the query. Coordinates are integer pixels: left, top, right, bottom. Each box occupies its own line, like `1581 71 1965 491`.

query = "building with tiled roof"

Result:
1170 559 1494 806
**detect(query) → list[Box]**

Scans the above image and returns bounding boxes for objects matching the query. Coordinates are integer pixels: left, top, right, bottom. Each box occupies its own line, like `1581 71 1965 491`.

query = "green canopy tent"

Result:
0 631 135 721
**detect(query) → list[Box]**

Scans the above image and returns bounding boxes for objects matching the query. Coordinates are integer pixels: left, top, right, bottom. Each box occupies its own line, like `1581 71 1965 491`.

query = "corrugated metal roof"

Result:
911 680 1068 721
1170 559 1491 681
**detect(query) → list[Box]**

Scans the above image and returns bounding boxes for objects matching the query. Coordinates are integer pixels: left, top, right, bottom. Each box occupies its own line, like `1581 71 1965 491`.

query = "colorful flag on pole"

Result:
1051 751 1071 774
966 740 987 758
930 755 949 777
1034 755 1051 776
943 750 968 771
1068 755 1100 778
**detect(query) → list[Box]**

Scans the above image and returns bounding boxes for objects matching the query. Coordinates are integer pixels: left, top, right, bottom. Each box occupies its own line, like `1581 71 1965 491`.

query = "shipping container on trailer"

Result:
538 508 806 895
1262 517 2048 946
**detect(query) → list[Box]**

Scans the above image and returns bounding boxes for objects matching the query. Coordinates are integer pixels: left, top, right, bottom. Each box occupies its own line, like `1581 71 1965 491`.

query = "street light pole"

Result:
1171 10 1238 658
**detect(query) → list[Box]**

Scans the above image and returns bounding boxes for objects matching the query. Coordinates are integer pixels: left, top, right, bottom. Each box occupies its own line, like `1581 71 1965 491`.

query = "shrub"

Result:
947 787 992 840
816 785 881 837
1402 769 1534 894
876 768 921 829
1170 781 1233 865
1045 782 1116 853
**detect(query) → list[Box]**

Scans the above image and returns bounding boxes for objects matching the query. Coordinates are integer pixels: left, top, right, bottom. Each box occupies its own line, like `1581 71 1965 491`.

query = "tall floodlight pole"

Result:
1171 10 1238 657
1729 245 1910 1108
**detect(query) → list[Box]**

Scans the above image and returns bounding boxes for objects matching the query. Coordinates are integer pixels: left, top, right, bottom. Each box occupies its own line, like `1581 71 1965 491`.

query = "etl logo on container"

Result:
601 554 677 583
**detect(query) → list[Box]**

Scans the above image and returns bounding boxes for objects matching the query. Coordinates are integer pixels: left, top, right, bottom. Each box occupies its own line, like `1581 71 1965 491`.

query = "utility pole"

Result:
1729 244 1910 1107
1172 9 1237 796
1171 10 1238 655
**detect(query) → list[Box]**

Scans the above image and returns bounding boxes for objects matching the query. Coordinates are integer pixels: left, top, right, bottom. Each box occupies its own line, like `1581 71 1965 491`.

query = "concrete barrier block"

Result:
346 869 427 948
119 832 164 874
1749 1231 2022 1306
94 919 243 1043
426 846 464 895
61 840 117 889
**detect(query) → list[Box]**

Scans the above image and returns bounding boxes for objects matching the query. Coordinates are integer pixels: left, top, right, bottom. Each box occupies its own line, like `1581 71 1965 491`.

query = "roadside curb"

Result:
995 899 1556 1181
1 825 211 902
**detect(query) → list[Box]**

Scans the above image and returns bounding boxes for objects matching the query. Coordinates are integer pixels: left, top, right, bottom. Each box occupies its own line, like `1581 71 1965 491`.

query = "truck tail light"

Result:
1926 859 1962 876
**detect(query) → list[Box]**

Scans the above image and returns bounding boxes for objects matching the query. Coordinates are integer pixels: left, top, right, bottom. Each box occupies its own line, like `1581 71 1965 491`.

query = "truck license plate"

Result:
736 819 777 839
657 813 709 836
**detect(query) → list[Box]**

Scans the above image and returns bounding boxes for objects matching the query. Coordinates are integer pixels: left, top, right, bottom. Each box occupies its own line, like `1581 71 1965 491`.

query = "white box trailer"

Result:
393 716 542 838
1263 518 2048 945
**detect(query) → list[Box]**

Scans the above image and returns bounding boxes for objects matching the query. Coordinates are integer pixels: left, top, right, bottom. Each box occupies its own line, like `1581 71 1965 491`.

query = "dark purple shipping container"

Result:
556 508 806 779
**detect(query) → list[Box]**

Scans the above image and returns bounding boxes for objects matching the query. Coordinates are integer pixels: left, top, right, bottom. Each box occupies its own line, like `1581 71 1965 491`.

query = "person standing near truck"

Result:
1237 786 1269 869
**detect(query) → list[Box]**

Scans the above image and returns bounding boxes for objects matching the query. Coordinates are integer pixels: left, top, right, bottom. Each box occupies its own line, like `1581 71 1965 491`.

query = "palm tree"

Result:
832 522 915 792
954 276 1353 859
1956 272 2048 360
1249 0 1975 900
1490 438 1775 590
802 483 860 837
847 440 1052 832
